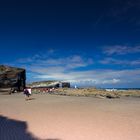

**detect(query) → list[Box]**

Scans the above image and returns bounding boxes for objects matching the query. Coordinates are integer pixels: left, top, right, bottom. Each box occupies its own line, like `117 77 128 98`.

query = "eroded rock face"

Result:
0 65 26 91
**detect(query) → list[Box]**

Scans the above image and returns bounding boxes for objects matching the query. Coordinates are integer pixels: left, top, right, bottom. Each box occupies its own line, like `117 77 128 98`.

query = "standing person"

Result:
24 87 32 100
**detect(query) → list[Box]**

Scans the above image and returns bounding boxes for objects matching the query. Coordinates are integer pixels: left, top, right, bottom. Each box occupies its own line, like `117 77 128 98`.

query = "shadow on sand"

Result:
0 115 60 140
25 97 36 101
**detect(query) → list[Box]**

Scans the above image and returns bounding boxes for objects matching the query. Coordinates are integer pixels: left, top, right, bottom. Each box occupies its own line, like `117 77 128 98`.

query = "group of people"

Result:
23 87 56 100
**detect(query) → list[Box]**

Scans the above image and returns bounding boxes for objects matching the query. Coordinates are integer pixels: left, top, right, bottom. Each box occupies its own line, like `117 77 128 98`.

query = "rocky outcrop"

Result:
0 65 26 92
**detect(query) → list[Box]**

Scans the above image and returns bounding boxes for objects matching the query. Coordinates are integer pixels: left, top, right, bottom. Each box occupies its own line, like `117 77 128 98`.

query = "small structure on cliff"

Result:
0 65 26 93
61 82 71 88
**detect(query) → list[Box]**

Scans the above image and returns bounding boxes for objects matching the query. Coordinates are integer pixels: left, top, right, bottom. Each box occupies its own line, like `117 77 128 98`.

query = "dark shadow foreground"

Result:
0 115 60 140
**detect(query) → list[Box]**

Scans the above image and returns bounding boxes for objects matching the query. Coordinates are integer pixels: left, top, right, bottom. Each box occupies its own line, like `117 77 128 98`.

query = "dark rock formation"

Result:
0 65 26 92
61 82 70 88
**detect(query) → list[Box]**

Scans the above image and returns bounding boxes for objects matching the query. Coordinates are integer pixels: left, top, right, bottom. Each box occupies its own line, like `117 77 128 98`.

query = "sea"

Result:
71 85 140 91
101 88 140 91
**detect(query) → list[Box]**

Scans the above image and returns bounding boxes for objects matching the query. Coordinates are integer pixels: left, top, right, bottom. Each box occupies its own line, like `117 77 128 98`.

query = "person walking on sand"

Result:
24 87 32 100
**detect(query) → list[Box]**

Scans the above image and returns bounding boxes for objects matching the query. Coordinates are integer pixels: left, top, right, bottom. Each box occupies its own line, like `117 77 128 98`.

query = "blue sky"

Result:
0 0 140 88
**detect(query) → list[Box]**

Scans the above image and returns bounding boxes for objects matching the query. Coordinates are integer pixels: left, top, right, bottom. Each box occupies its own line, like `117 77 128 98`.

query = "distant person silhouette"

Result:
24 87 32 100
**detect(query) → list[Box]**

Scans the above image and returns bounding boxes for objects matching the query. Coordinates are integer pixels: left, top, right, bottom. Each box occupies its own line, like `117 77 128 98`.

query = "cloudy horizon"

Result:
3 45 140 88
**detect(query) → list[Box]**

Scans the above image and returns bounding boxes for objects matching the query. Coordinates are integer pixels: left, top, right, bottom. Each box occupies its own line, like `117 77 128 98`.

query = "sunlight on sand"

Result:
0 93 140 140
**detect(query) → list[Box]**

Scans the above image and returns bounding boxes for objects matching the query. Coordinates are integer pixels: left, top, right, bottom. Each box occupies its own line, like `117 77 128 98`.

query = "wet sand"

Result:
0 93 140 140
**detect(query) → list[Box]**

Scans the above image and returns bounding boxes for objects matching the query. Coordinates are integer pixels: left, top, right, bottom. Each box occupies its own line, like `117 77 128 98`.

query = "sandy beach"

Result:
0 93 140 140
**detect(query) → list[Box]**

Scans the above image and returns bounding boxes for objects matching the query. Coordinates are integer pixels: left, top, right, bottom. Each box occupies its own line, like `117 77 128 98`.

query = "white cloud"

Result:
100 58 140 65
130 59 140 65
100 58 124 64
103 45 140 55
16 49 57 64
102 79 120 84
17 54 94 71
46 55 93 68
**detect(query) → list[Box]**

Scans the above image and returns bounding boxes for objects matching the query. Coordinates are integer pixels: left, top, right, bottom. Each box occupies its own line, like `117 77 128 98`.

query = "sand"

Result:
0 93 140 140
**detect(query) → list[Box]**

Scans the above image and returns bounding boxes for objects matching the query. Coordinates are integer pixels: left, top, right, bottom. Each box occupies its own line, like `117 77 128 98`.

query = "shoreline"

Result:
32 88 140 99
